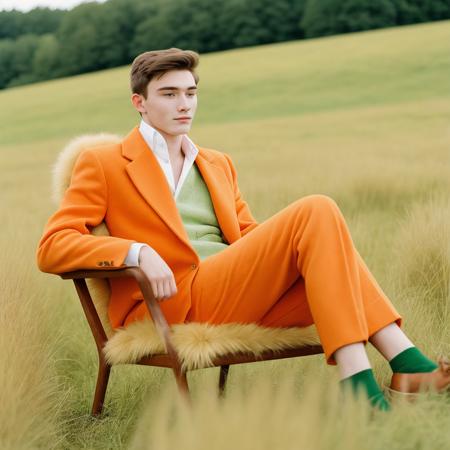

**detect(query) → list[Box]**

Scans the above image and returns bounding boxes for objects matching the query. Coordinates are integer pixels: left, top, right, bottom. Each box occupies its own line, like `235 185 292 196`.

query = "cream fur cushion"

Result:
54 134 320 370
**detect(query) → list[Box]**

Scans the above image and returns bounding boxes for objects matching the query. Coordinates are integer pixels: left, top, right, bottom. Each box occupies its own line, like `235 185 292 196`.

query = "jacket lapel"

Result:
122 127 191 247
195 150 241 244
121 126 240 247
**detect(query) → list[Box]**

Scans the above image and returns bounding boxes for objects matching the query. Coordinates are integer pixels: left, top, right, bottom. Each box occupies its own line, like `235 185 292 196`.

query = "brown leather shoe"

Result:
389 357 450 394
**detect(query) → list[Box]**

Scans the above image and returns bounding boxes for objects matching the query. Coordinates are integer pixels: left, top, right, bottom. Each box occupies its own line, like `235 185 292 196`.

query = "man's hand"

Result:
138 246 178 301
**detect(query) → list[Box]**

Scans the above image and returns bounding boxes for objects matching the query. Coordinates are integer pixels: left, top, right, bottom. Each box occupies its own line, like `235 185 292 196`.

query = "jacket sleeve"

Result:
36 149 135 274
223 153 258 237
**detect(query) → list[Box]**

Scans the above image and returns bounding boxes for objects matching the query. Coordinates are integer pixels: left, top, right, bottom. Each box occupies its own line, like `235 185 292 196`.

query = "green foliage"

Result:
130 0 307 57
0 10 23 40
0 7 64 39
391 0 428 24
425 0 450 19
32 34 61 81
1 0 450 89
57 0 156 76
0 39 15 89
219 0 305 48
391 0 450 24
6 34 39 88
56 3 108 75
302 0 397 38
128 0 176 56
105 0 155 60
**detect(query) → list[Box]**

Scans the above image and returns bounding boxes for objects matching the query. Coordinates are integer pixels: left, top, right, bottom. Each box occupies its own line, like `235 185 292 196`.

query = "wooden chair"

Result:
53 134 324 416
60 267 323 416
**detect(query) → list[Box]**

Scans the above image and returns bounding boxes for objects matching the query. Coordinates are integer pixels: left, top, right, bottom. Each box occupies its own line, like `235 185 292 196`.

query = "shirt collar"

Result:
139 119 198 163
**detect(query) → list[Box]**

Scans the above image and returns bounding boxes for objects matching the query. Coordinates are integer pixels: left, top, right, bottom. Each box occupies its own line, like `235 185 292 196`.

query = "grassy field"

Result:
1 20 449 449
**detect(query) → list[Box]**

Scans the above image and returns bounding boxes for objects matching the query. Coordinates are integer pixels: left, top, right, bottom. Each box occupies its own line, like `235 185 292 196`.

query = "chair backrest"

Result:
53 133 122 338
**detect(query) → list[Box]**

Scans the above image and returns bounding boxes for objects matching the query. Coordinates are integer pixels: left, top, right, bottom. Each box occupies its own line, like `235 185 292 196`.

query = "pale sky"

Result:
0 0 107 12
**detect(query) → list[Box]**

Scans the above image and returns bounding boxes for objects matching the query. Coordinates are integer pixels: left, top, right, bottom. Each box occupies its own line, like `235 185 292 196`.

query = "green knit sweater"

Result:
176 163 229 260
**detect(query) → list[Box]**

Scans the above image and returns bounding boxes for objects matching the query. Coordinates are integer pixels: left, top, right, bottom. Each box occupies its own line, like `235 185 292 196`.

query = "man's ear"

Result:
131 93 146 114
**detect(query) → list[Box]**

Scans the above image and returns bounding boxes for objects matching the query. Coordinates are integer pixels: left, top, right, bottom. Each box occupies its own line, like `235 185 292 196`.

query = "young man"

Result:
37 48 449 410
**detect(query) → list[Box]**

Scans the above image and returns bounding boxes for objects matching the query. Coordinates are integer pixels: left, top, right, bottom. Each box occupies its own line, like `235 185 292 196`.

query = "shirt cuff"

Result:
124 243 148 267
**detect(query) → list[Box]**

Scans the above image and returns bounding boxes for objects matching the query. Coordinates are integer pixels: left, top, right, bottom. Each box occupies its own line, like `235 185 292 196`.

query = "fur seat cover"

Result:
54 134 320 371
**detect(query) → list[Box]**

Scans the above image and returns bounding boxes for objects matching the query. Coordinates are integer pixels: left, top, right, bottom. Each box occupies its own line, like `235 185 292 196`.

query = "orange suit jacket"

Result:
37 127 258 328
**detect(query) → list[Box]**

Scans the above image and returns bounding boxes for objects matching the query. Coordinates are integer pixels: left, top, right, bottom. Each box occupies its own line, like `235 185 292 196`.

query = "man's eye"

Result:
164 93 175 97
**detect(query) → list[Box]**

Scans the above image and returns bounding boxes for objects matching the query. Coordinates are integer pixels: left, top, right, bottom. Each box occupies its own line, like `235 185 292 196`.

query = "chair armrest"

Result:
60 267 136 280
59 267 180 363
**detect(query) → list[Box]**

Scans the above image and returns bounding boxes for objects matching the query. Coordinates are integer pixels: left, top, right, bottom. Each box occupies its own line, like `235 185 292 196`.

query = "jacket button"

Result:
191 263 197 270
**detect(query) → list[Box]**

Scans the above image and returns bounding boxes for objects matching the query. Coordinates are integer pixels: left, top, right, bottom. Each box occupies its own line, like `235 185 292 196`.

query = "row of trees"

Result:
1 0 449 89
0 7 63 39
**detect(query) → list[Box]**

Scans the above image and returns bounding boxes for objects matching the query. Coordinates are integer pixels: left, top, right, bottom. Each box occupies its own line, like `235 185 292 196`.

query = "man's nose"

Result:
177 95 190 111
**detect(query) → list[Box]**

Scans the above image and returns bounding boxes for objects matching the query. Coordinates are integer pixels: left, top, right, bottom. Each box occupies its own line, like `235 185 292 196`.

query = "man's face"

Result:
132 69 198 137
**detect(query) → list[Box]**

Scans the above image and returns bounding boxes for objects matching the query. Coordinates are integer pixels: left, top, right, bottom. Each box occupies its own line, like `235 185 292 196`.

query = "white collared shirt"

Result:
124 120 199 266
139 119 198 199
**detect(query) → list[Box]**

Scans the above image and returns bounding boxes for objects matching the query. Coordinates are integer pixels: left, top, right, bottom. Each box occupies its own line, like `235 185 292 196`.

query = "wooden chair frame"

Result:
60 267 323 416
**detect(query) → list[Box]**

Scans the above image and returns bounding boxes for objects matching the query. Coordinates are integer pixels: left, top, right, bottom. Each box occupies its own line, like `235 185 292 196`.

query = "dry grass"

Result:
130 371 450 450
0 233 65 449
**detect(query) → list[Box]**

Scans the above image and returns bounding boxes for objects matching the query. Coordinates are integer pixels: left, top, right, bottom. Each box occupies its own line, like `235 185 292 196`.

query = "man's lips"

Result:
175 117 191 120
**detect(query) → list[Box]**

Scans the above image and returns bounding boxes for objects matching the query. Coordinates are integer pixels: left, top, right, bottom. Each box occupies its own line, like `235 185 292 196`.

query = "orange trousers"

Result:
186 195 402 364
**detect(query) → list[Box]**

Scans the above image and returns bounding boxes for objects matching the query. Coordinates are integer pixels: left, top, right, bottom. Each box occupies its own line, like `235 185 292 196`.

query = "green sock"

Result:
389 347 438 374
340 369 391 411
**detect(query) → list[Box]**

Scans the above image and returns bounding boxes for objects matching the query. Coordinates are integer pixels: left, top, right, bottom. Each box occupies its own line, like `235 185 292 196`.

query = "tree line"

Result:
1 0 449 89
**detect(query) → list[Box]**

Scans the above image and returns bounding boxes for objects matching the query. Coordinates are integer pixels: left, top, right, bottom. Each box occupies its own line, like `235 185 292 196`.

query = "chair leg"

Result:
172 367 191 405
218 365 230 396
91 359 111 416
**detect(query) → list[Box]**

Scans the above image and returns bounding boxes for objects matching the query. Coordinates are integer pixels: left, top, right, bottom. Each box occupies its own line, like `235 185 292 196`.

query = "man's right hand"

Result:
138 246 178 301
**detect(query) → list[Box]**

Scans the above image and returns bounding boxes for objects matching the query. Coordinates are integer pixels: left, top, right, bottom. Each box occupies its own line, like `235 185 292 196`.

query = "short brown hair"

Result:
130 48 199 98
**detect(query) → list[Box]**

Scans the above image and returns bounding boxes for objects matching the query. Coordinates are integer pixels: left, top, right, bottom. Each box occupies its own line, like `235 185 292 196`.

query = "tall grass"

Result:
388 195 450 354
394 195 450 306
130 371 450 450
0 20 449 449
0 231 64 449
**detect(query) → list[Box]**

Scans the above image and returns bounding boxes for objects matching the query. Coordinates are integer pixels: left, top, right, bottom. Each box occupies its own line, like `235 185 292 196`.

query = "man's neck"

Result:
143 119 184 160
164 133 184 161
